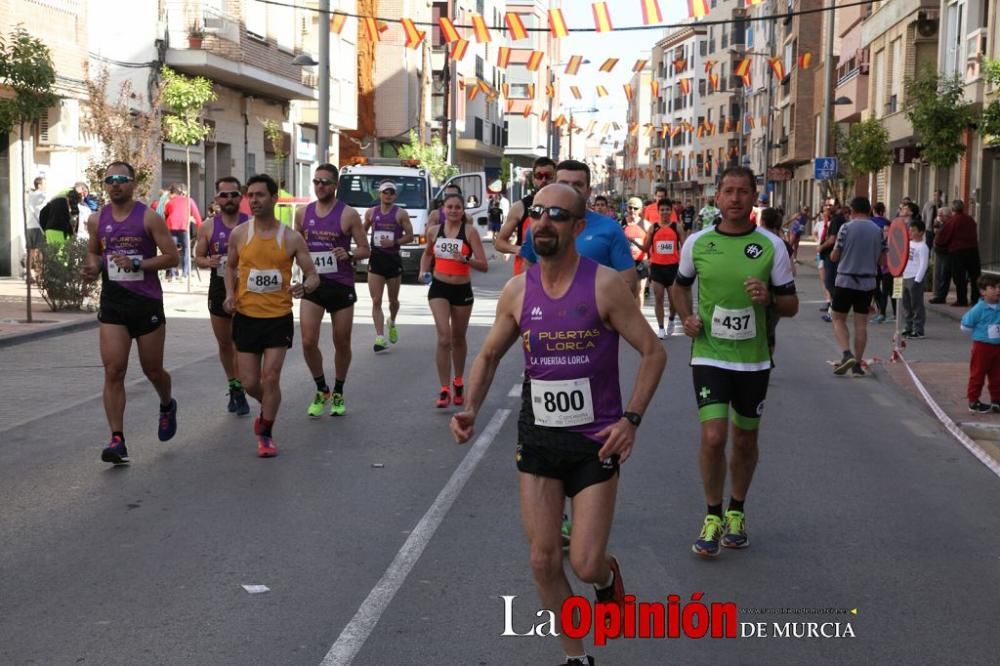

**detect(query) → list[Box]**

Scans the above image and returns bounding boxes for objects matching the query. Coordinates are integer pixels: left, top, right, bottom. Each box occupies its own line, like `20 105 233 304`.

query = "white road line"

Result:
870 393 893 407
321 408 512 666
507 383 521 397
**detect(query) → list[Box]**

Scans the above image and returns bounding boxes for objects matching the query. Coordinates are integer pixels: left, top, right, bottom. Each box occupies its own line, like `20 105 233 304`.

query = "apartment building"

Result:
651 25 704 204
832 0 872 197
373 0 432 155
742 1 778 184
623 68 653 198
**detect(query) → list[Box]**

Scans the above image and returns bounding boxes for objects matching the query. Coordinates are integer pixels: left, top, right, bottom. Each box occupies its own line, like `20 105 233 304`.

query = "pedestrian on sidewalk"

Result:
871 202 896 323
901 219 929 339
960 274 1000 413
935 200 981 307
817 200 845 322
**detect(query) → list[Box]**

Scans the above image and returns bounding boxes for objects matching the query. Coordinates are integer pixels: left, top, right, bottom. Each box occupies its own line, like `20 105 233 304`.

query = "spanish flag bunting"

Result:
541 110 549 122
710 73 719 90
768 57 785 79
745 0 764 5
554 114 567 127
746 114 756 129
641 0 663 25
704 59 717 73
679 78 690 95
673 58 687 72
629 123 638 136
596 85 609 97
439 17 461 43
586 120 597 134
696 125 705 138
400 19 425 49
633 59 648 72
671 126 681 138
760 113 767 126
724 118 732 132
506 99 515 112
734 57 752 77
522 104 533 118
799 52 813 69
651 80 660 97
688 0 709 19
548 9 569 39
505 12 528 41
570 86 582 100
364 18 383 42
477 80 492 95
660 126 670 139
471 14 491 43
450 39 470 61
330 12 347 35
497 46 511 69
545 84 555 97
599 58 619 73
741 72 752 88
602 123 611 134
564 55 584 75
527 83 535 98
467 85 480 101
526 51 545 71
592 3 613 32
623 84 634 101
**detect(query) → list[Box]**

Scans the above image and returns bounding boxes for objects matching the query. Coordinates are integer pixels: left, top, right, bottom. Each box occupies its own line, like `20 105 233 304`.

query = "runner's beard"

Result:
533 234 561 257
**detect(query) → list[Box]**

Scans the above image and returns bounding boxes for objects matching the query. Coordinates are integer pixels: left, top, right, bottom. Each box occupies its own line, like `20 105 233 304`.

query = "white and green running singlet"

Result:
676 226 796 371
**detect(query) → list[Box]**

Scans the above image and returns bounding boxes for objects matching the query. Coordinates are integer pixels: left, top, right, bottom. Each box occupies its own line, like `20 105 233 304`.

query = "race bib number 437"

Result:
711 305 756 341
247 268 282 293
531 378 595 428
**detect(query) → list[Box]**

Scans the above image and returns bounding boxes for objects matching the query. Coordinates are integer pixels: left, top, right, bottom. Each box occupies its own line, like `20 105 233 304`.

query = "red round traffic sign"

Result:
886 217 910 278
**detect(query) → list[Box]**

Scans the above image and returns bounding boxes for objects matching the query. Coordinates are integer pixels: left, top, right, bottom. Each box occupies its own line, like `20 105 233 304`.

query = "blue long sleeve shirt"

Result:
960 300 1000 343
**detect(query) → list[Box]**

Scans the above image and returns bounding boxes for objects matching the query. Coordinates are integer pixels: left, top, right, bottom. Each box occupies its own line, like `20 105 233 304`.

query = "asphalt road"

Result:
1 254 998 665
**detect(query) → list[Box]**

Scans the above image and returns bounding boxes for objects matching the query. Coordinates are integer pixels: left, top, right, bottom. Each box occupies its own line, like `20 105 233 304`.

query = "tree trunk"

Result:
20 121 33 323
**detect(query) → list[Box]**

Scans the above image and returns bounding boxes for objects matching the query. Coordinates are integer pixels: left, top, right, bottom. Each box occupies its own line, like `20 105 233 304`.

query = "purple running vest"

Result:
209 213 249 278
303 200 353 286
370 205 402 255
520 258 621 442
97 202 161 300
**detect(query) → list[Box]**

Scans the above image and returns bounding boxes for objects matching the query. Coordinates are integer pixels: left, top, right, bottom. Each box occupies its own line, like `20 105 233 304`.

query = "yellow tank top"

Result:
236 219 293 318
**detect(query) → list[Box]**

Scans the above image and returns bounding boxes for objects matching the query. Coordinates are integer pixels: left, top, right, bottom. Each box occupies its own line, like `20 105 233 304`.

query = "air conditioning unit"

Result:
36 106 61 146
916 10 939 38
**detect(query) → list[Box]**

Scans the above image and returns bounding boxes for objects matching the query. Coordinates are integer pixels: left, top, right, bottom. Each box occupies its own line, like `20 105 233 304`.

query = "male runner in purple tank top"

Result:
295 164 371 417
195 175 250 416
80 161 181 465
450 183 666 666
364 180 413 352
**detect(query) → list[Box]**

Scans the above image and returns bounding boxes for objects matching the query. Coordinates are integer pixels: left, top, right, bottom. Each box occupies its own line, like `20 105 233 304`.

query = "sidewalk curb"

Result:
957 421 1000 442
0 317 98 349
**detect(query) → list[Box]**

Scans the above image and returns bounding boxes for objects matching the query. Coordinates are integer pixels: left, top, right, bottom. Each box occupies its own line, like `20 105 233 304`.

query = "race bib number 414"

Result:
531 377 595 428
310 251 338 274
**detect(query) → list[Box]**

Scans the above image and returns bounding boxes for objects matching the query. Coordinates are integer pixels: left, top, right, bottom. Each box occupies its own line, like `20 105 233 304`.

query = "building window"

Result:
944 0 966 77
873 48 885 118
889 38 902 113
246 1 266 38
475 117 484 141
476 56 485 80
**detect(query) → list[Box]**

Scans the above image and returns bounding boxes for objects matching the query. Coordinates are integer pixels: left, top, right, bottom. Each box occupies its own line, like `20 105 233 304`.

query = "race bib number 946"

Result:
711 305 756 341
655 240 675 255
434 237 462 258
531 378 595 428
247 268 282 293
107 254 143 282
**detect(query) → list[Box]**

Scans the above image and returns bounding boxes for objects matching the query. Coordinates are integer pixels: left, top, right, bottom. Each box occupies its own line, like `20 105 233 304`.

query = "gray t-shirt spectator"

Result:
834 217 883 291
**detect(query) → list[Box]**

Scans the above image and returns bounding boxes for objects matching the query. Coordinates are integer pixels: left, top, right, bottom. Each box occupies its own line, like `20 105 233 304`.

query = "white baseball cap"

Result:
379 182 398 193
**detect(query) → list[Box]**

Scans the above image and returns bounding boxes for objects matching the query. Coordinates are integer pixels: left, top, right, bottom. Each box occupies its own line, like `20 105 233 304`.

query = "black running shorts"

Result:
515 441 619 497
303 279 357 313
649 263 679 287
368 250 403 279
232 312 293 354
691 364 771 430
427 278 474 306
831 286 874 315
207 275 230 319
98 285 165 339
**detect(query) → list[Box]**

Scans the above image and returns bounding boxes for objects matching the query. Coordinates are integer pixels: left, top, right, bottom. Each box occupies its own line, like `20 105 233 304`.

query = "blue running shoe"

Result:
158 398 177 441
101 436 129 465
229 388 250 416
692 514 724 557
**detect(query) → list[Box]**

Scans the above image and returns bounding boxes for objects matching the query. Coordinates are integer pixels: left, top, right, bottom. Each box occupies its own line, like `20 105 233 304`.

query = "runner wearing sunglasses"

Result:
494 156 557 275
195 175 250 415
364 181 413 352
80 161 181 465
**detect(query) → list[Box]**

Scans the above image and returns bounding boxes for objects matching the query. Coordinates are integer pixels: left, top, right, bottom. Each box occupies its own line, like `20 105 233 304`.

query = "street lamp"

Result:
293 0 330 164
567 107 599 161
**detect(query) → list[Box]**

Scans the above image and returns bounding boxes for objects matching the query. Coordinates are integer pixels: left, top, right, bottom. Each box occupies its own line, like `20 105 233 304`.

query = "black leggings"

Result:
875 273 897 316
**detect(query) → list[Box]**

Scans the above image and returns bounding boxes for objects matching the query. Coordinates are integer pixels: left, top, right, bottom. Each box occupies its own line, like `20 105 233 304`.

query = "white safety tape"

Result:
899 353 1000 479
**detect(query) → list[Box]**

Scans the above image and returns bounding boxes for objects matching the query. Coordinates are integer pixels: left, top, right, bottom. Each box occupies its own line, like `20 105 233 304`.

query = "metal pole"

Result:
568 110 573 161
185 145 192 293
447 1 458 165
820 0 835 158
547 69 555 156
318 0 330 164
763 1 777 178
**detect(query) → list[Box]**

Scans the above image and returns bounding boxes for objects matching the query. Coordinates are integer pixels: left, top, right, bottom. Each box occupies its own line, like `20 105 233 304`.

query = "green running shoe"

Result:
388 322 399 344
721 510 749 549
373 335 387 353
692 514 724 557
330 392 346 416
307 390 331 418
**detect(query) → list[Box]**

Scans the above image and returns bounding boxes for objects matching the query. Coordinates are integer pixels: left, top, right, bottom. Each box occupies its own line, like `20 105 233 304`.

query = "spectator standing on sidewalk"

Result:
960 274 1000 413
871 202 895 323
922 189 943 249
930 206 953 304
901 220 929 339
26 177 46 273
817 200 846 322
163 183 203 279
934 200 981 307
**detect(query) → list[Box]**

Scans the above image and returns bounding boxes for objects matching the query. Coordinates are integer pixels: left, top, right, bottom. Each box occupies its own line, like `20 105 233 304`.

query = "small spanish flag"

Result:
734 57 752 77
586 120 597 135
671 126 681 138
623 83 634 101
673 58 687 72
768 57 786 79
497 47 511 69
687 0 709 19
501 83 510 98
741 72 752 88
564 55 583 75
745 0 764 5
660 125 670 139
570 86 582 100
747 114 756 129
599 58 619 72
478 80 492 95
522 104 533 118
545 84 555 98
644 125 655 137
471 14 491 43
633 59 648 72
450 39 469 61
548 9 569 39
651 80 660 97
527 83 535 98
679 78 690 95
364 18 386 43
439 17 461 43
526 51 545 72
697 125 705 138
505 12 528 41
330 13 347 35
596 85 609 97
704 59 717 73
641 0 663 25
400 19 425 49
467 85 479 101
592 3 613 32
541 111 549 122
710 73 719 90
506 99 514 113
799 52 813 69
554 114 567 127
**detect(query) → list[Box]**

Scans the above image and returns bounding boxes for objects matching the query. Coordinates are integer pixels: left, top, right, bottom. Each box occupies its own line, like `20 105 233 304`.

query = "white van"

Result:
337 160 489 280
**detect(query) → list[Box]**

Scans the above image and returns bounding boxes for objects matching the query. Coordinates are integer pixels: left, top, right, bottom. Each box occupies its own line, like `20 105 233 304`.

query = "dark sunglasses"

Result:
216 191 241 199
381 189 396 195
528 205 576 222
628 206 641 210
533 172 554 181
104 175 133 185
313 178 334 186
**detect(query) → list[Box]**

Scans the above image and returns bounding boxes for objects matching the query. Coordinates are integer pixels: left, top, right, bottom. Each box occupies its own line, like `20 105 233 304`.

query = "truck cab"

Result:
337 160 488 281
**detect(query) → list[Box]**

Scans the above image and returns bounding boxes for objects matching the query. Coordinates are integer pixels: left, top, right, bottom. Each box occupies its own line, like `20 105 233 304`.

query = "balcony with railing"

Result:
834 65 869 123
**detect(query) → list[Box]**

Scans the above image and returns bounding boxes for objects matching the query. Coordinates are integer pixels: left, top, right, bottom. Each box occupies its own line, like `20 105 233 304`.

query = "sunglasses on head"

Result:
313 177 334 186
216 191 241 199
528 205 576 222
104 175 132 185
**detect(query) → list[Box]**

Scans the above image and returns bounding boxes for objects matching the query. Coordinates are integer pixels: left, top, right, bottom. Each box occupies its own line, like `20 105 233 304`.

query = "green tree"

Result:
905 67 975 167
980 58 1000 147
0 27 59 322
398 129 458 183
841 117 893 183
263 119 287 182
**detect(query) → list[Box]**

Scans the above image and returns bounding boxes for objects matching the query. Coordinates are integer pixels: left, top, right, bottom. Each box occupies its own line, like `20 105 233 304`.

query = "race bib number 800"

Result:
107 254 143 282
531 378 595 428
247 268 282 293
711 305 756 341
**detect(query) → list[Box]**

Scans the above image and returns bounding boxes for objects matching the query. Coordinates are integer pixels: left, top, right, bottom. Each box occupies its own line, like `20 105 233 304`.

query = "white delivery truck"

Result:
337 159 490 281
